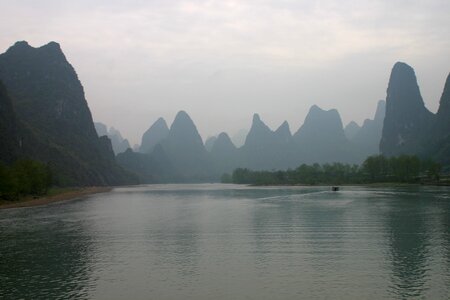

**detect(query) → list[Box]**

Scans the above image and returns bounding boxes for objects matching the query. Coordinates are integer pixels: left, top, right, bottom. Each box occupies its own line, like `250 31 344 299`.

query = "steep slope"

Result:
434 73 450 140
161 111 212 181
0 41 135 185
231 129 248 148
94 122 108 137
274 121 292 144
380 62 434 156
429 73 450 165
0 81 20 163
140 117 169 153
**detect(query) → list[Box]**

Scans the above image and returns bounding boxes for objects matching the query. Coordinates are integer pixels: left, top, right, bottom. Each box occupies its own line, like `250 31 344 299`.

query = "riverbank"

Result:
248 181 450 187
0 186 112 210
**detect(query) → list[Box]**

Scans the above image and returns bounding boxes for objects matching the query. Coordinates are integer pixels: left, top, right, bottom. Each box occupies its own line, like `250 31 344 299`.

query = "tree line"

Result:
224 155 442 185
0 160 52 201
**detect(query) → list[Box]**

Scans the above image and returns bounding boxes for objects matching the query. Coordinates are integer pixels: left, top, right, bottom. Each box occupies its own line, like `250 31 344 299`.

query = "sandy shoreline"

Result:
0 186 112 210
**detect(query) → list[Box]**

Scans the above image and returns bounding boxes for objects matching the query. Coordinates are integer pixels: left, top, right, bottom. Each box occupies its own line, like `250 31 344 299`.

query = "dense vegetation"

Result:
226 155 442 185
0 160 52 200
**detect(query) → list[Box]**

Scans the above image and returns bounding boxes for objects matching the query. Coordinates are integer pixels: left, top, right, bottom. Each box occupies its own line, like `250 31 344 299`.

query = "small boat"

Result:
331 186 339 191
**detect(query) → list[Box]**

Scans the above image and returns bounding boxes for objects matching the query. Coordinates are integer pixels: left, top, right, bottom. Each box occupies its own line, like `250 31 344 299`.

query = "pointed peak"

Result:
152 117 168 129
169 110 202 141
309 104 323 113
175 110 189 118
276 120 291 133
172 110 193 125
344 121 361 140
275 121 292 140
212 132 237 152
374 100 386 121
346 121 359 127
156 117 166 123
171 111 195 129
249 113 271 131
140 117 170 153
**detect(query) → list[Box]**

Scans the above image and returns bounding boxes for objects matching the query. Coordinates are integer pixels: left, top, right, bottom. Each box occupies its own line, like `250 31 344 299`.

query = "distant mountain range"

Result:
117 95 387 182
119 62 449 182
94 122 131 155
0 41 448 185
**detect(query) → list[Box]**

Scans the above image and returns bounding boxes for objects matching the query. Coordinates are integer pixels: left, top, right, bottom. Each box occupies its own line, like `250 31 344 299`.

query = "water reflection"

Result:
381 187 450 299
384 195 431 298
0 200 94 299
0 185 449 299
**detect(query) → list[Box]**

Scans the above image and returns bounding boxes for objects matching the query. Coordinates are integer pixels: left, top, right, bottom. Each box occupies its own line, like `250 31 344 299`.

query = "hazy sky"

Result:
1 0 449 145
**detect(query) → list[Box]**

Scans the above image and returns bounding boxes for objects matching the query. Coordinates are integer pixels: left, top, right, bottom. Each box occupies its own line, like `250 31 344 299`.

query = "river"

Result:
1 184 449 299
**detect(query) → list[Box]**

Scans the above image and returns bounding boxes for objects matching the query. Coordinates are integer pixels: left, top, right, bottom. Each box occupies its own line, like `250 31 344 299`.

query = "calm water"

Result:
1 184 450 299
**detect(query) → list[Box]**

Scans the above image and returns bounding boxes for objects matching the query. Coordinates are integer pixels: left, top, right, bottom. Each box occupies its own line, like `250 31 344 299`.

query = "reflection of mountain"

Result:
384 193 431 298
0 209 93 299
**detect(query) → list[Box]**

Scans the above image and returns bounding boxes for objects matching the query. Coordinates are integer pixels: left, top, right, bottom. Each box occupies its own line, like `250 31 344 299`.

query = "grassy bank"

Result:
0 186 112 209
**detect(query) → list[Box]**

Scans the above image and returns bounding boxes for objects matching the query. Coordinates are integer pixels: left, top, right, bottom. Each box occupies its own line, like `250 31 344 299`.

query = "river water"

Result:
1 184 449 299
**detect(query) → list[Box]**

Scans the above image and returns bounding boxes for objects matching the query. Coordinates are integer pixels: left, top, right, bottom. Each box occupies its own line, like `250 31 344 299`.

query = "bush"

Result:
0 159 52 200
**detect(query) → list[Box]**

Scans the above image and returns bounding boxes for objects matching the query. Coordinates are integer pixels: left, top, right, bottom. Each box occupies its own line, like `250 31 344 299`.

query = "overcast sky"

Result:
1 0 449 145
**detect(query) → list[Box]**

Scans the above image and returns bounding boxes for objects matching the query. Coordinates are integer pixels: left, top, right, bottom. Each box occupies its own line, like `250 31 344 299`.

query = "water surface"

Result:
1 184 449 299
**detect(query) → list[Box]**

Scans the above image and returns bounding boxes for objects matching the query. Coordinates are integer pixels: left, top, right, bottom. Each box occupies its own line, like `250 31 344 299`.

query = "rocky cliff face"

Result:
0 41 136 185
434 73 450 140
380 62 434 156
429 73 450 165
